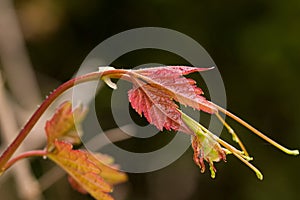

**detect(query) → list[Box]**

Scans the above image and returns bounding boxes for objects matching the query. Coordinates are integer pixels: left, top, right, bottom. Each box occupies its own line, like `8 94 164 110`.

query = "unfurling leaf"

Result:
191 135 226 178
181 110 265 180
180 111 227 178
45 101 86 150
47 141 127 200
128 66 216 133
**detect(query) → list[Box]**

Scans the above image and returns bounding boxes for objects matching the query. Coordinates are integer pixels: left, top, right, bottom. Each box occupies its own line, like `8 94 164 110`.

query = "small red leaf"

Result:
128 66 216 133
133 66 216 113
128 79 191 133
136 66 213 76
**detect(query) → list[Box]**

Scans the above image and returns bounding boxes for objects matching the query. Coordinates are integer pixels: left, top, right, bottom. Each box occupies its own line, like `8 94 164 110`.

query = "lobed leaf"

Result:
47 141 127 200
45 101 86 150
132 66 217 113
44 101 127 199
128 78 191 133
127 66 216 133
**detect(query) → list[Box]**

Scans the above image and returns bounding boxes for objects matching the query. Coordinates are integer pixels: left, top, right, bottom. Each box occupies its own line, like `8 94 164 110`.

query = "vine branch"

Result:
0 69 127 172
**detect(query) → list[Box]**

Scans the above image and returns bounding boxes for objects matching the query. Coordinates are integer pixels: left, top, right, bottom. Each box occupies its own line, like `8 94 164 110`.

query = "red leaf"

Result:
133 66 216 113
128 66 216 133
129 80 190 133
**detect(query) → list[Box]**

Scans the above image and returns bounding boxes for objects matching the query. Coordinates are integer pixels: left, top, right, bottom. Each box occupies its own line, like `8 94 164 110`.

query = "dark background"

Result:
1 0 299 199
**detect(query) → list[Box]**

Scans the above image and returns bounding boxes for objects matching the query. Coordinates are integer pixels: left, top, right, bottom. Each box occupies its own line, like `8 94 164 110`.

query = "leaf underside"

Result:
128 66 216 133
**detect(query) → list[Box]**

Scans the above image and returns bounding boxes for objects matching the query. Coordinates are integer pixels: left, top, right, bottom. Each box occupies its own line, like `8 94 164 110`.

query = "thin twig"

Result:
3 150 47 172
0 69 127 170
212 103 299 155
215 112 249 156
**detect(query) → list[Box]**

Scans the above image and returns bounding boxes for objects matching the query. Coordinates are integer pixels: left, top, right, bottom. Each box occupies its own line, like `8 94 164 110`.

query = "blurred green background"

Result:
0 0 299 199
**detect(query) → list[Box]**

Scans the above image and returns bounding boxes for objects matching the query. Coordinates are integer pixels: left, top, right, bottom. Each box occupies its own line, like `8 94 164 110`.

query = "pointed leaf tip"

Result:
180 111 227 178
